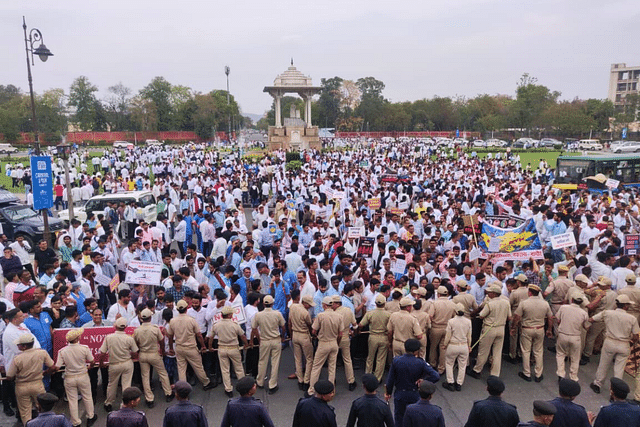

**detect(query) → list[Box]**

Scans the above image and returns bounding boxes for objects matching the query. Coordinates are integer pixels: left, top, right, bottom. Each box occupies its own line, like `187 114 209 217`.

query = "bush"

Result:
285 151 301 163
286 160 302 171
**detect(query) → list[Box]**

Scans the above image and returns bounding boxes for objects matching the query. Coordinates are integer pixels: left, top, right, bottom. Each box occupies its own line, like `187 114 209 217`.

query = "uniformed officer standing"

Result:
463 376 519 427
387 297 423 357
105 387 148 427
403 380 445 427
289 295 315 390
442 303 472 392
507 274 530 362
292 380 338 427
166 300 214 391
133 309 174 407
582 277 616 363
452 279 478 319
517 400 557 427
412 299 431 359
6 334 56 426
543 266 574 338
469 283 511 378
162 381 208 427
428 286 456 374
212 306 249 398
511 284 553 382
556 296 590 381
384 339 440 427
590 294 639 394
306 297 344 397
548 378 592 427
251 295 285 394
24 393 72 427
55 328 98 427
99 317 139 412
593 378 640 427
220 376 276 427
345 374 393 427
332 294 358 391
617 273 640 323
358 294 390 382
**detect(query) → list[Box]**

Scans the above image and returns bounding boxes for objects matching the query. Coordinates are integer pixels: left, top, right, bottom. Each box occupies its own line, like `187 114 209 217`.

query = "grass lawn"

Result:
469 150 579 169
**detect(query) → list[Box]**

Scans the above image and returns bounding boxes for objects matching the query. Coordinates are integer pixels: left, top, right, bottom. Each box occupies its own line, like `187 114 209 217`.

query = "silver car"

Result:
612 141 640 153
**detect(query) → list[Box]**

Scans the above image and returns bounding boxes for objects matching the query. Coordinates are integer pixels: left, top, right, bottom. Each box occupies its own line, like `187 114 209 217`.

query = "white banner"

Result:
210 304 247 325
348 227 361 239
125 261 163 285
550 232 577 250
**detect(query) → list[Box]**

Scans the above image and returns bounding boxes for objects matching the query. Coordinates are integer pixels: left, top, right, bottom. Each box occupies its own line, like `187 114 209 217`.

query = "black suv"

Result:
0 191 65 252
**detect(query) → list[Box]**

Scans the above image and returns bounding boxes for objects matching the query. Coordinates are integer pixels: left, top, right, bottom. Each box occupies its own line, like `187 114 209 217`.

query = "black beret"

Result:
122 387 142 402
236 376 256 395
611 377 630 396
404 339 421 353
361 374 378 392
558 378 581 397
486 375 505 395
36 392 58 405
314 380 335 395
419 381 436 395
174 381 192 396
533 400 557 416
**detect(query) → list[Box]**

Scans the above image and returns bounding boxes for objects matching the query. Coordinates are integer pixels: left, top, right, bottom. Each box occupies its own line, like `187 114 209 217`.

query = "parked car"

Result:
472 139 486 147
145 139 163 147
0 143 19 154
113 140 133 149
540 138 561 147
612 141 640 153
486 139 508 147
578 139 603 150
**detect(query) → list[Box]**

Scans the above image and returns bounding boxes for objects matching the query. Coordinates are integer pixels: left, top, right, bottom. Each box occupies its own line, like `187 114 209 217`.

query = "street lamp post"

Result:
22 16 54 243
225 66 231 142
56 144 74 221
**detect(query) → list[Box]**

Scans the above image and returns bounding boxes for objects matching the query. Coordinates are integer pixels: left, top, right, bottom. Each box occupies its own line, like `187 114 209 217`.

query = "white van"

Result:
145 139 163 147
578 139 603 150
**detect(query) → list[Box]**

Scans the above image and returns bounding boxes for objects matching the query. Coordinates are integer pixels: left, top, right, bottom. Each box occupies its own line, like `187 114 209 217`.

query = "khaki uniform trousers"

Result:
106 360 133 406
65 373 94 426
176 347 210 386
307 341 338 395
550 303 562 336
556 333 581 381
521 327 544 378
509 324 520 358
366 334 388 382
392 340 405 358
218 345 245 393
445 343 469 386
338 336 355 384
292 332 314 384
15 380 45 426
419 336 427 360
473 326 505 376
583 321 606 357
257 338 281 389
139 351 172 402
594 338 630 387
428 327 447 373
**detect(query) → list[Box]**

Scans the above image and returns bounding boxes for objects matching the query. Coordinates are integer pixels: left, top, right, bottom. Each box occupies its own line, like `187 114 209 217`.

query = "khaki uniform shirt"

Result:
312 310 344 342
289 303 312 334
593 308 640 342
99 331 138 363
251 308 285 340
557 304 590 336
618 286 640 316
7 348 53 382
360 307 390 336
412 310 431 336
133 322 164 353
565 287 589 310
546 277 574 305
167 313 200 349
515 296 552 328
479 297 511 328
428 298 456 328
444 315 472 346
212 319 244 346
509 287 530 312
55 343 93 375
452 292 477 318
387 310 422 342
385 300 401 313
335 306 356 335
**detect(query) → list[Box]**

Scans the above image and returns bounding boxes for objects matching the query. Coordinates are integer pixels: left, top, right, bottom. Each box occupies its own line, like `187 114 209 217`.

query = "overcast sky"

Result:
2 0 638 117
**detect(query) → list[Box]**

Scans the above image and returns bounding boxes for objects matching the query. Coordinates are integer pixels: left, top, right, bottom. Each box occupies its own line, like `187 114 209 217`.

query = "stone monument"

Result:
263 61 321 151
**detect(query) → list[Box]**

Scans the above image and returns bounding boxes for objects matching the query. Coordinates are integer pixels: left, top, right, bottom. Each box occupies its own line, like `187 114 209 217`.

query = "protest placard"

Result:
606 178 620 189
389 207 404 216
348 227 361 239
468 247 482 262
626 234 640 255
550 232 577 250
368 198 381 210
268 224 278 235
125 261 163 285
390 259 407 275
333 191 345 200
210 304 247 325
398 201 409 210
357 237 375 258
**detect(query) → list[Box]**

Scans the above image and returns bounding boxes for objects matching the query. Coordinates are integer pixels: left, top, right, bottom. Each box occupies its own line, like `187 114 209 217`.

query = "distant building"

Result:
608 63 640 110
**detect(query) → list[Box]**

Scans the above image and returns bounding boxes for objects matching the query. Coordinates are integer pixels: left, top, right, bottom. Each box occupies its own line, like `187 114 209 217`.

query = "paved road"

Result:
0 343 625 427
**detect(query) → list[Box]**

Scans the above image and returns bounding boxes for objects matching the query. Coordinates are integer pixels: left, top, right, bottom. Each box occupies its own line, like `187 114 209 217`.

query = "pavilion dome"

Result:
273 64 314 87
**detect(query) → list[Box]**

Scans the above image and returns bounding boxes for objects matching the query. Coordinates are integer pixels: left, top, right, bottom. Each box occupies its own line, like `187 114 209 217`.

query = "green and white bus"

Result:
555 154 640 191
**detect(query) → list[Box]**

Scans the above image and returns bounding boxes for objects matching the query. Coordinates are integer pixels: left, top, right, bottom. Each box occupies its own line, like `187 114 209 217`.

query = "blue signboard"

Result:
30 156 53 210
622 127 628 139
456 129 460 138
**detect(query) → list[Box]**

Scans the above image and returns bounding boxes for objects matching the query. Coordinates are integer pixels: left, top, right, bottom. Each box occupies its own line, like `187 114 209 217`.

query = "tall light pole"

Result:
57 144 74 221
225 66 231 142
23 16 54 243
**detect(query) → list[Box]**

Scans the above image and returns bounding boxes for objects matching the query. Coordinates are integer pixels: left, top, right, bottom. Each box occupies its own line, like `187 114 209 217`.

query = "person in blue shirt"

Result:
21 299 53 354
403 380 445 427
267 268 290 319
548 378 591 427
593 377 640 427
464 376 519 427
234 268 251 305
313 279 333 318
182 209 193 254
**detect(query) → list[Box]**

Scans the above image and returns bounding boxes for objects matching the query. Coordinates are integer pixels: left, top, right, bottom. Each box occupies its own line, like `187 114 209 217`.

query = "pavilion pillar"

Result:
306 96 312 127
275 94 282 128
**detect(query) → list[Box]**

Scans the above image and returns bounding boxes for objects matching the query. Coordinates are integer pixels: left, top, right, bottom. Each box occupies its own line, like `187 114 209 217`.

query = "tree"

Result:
105 83 132 131
355 77 387 130
585 99 614 131
139 77 173 131
542 101 596 137
316 77 343 129
511 73 560 132
68 76 99 131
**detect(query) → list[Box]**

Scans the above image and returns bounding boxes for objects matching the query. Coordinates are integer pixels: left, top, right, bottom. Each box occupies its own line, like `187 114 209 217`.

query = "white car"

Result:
145 139 163 147
453 138 469 145
113 141 133 149
578 139 603 150
612 141 640 153
0 143 19 154
486 139 508 147
472 139 486 147
58 191 157 229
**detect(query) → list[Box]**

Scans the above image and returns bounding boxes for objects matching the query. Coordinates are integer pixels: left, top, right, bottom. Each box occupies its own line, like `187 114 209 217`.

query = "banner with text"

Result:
30 156 53 210
125 261 163 285
479 218 543 261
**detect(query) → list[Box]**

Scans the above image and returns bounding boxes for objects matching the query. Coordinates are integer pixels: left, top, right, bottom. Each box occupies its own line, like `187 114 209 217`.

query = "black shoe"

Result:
535 375 544 383
298 382 304 391
303 383 310 391
442 382 455 392
87 414 98 427
580 356 589 365
547 346 557 354
103 404 113 413
203 382 216 391
3 407 14 417
590 383 601 394
454 383 462 391
348 382 357 391
146 400 155 408
165 392 175 402
225 391 233 398
466 367 481 379
188 377 197 386
518 372 532 382
268 386 279 395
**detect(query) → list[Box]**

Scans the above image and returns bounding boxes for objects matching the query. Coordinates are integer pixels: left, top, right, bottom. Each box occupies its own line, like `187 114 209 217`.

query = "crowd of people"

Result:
2 138 640 426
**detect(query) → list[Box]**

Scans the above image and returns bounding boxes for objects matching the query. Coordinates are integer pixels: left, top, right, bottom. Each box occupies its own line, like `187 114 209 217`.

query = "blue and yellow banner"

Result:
479 218 543 261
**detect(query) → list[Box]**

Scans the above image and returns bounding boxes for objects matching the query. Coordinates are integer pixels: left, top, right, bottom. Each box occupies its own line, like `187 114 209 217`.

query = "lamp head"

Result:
34 43 53 62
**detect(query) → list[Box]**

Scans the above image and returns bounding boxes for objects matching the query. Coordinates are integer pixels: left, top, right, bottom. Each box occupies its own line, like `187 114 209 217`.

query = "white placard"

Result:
488 238 501 253
125 260 163 285
550 232 577 250
390 259 407 275
333 191 345 200
468 247 482 262
94 274 112 288
398 201 409 210
348 227 361 239
210 304 247 325
606 178 620 189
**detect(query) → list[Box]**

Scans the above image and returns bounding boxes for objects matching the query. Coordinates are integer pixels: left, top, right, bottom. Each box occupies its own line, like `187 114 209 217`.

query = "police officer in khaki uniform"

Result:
556 295 590 381
543 265 574 339
590 293 640 394
167 299 214 391
428 286 456 374
468 283 511 378
618 273 640 323
442 303 472 392
55 328 98 427
306 296 344 397
507 274 530 362
452 279 478 319
133 309 174 407
289 295 315 390
358 294 390 382
412 298 431 359
582 277 616 363
332 294 358 391
6 334 56 426
387 297 423 357
99 316 139 412
511 284 553 382
251 294 285 394
211 305 248 398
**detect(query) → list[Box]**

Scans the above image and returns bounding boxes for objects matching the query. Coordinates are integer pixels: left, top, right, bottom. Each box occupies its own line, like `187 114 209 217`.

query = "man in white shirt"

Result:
106 289 137 324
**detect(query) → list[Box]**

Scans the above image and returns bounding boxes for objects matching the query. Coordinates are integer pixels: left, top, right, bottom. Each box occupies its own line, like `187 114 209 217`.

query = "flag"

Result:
109 275 120 292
